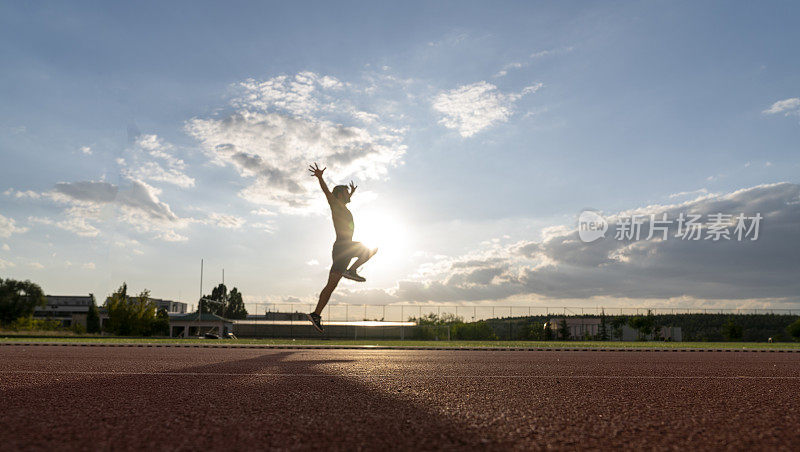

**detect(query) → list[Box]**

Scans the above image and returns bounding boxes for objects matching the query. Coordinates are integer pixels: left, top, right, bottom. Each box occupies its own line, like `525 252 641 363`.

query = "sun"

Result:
353 209 411 274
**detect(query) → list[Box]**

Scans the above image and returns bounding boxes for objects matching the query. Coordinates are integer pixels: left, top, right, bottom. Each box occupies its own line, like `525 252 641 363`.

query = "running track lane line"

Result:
1 370 799 379
2 343 799 352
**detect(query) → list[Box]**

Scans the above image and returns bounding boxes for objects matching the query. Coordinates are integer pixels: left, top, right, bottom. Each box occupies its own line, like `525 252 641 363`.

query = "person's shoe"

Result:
306 313 324 333
341 269 366 282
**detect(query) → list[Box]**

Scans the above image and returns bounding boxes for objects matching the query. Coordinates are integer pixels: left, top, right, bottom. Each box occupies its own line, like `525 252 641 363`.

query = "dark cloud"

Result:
343 183 800 304
54 181 118 203
53 179 177 222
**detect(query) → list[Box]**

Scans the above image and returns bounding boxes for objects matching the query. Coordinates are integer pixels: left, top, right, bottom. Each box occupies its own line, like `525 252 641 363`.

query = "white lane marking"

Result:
0 370 799 379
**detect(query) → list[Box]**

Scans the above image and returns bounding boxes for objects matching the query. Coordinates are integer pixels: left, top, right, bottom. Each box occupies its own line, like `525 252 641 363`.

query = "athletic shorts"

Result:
331 240 369 273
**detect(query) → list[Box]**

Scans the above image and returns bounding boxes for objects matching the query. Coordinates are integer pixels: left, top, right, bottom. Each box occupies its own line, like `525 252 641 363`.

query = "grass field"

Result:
1 335 799 349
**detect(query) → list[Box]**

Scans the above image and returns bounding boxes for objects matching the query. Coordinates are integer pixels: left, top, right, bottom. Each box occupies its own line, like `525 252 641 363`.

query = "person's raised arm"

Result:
308 163 332 201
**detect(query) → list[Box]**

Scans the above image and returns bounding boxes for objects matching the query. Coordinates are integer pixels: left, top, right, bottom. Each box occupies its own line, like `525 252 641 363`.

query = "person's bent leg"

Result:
347 243 378 273
313 270 342 315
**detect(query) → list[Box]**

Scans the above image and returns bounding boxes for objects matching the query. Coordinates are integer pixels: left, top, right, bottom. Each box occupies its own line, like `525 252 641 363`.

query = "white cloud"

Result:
0 258 14 269
80 146 92 155
1 243 9 251
250 221 277 233
28 262 44 269
530 46 574 59
186 71 407 213
250 207 276 216
763 97 800 116
3 189 41 199
156 230 188 242
306 259 320 266
493 62 523 78
207 213 246 229
121 135 195 188
667 188 709 200
0 214 28 238
82 262 96 270
29 211 101 238
494 46 575 78
433 81 542 137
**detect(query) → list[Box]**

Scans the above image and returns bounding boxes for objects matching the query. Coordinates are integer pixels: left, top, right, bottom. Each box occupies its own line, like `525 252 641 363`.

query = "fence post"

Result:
401 305 404 340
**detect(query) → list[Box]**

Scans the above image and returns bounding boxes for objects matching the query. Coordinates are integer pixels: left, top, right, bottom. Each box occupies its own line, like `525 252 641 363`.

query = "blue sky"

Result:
1 1 799 311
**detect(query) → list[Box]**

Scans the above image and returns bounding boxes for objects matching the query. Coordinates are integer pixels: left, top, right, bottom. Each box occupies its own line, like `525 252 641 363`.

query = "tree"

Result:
0 278 46 325
224 287 248 319
451 320 496 340
629 315 655 341
787 319 800 341
543 323 554 340
104 283 159 336
599 310 609 341
86 293 100 333
518 321 548 340
200 283 227 316
558 318 571 340
722 318 743 341
152 307 170 336
610 317 626 341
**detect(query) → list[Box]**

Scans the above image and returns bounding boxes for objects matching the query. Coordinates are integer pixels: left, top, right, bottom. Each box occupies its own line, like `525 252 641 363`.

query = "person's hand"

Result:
349 180 357 195
308 162 326 178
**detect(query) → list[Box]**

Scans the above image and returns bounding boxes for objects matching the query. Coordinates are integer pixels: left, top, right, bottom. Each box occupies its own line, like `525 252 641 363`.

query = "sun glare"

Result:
354 209 411 274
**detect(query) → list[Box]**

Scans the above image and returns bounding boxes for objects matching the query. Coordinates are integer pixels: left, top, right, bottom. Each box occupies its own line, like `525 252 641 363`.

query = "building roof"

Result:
170 312 231 322
43 295 93 306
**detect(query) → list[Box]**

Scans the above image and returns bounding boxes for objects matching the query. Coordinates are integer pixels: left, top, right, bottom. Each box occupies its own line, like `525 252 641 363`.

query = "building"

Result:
152 298 188 315
169 312 233 338
35 294 188 329
546 317 601 339
34 295 94 328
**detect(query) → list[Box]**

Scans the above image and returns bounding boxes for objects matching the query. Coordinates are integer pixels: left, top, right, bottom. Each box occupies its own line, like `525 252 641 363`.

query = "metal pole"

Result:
197 258 203 338
401 305 404 340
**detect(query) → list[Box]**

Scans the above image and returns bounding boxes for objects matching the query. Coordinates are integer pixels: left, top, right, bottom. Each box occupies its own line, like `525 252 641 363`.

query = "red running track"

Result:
1 345 799 450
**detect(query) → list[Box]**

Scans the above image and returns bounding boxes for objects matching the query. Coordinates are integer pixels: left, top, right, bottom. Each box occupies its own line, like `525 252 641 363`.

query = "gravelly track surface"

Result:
1 346 799 451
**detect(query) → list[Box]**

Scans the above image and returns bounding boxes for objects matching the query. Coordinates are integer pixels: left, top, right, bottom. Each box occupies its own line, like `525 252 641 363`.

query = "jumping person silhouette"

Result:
306 163 377 333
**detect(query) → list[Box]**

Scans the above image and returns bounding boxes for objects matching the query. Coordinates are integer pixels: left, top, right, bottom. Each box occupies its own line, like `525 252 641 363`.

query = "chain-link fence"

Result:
238 303 799 323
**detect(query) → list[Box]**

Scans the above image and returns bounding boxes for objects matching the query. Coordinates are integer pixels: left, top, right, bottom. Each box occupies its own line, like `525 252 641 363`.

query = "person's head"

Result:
332 185 351 204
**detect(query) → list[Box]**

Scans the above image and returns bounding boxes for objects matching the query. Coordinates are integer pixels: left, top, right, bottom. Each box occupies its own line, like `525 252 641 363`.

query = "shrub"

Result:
788 319 800 341
10 316 62 332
